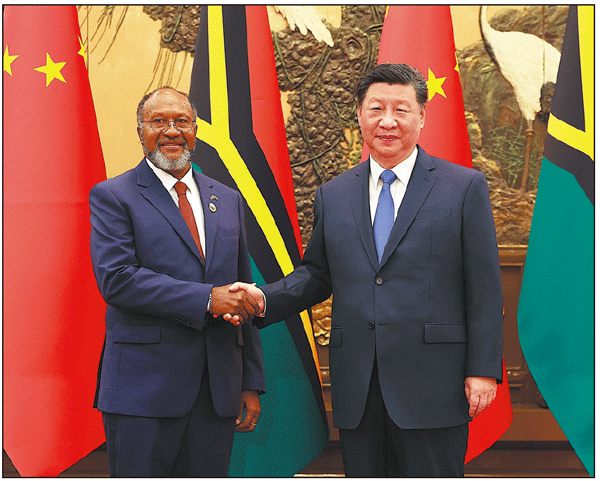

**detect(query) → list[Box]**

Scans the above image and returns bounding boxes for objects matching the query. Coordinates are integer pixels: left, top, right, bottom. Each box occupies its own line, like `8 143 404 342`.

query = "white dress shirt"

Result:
368 147 418 225
146 159 206 255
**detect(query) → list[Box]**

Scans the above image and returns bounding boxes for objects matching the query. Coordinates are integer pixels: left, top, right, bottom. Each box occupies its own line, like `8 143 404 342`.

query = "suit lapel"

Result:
350 161 380 272
194 170 218 272
380 149 437 267
136 161 205 265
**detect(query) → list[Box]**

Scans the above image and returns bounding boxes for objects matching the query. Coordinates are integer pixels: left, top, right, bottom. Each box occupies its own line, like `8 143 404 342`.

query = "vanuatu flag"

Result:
188 5 328 476
518 5 594 476
3 5 107 476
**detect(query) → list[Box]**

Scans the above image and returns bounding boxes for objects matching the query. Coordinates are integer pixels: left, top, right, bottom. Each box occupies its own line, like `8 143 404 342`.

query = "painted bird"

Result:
273 5 334 46
479 5 561 191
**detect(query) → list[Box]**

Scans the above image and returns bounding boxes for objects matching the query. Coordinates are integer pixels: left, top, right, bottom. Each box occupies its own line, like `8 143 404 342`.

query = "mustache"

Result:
146 144 193 172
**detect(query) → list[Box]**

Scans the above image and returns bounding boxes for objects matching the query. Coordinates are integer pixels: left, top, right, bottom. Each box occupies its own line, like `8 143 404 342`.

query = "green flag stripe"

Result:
518 158 594 474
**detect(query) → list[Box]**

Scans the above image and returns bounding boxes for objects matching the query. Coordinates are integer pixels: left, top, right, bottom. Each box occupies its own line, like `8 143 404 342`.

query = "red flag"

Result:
246 6 304 254
374 6 513 463
3 6 107 476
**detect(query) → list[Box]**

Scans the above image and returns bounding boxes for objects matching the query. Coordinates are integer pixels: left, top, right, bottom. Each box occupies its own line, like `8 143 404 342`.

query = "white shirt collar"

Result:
146 158 197 194
369 146 418 189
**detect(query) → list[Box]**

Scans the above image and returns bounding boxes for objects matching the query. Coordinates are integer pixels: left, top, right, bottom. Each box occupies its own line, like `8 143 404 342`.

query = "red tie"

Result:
174 181 204 262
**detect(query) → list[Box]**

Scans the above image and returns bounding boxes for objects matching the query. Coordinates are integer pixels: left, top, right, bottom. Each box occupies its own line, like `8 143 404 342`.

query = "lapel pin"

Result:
210 194 218 201
209 202 217 213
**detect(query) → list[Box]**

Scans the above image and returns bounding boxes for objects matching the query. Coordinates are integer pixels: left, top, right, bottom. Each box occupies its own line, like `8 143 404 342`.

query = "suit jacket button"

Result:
368 322 375 330
375 276 384 285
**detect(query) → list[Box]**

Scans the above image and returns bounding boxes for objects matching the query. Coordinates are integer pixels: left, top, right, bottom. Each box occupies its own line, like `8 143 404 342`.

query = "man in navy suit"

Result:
90 86 265 477
230 64 503 477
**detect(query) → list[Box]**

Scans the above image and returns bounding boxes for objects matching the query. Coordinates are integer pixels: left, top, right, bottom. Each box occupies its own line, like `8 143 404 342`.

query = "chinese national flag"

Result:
373 6 513 463
3 6 107 476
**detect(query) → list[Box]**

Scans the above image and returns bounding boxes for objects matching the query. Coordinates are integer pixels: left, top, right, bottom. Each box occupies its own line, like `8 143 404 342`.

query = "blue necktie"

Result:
373 170 397 262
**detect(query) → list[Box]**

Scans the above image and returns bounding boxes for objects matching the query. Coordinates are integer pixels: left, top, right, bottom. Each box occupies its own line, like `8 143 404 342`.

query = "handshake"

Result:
210 282 265 326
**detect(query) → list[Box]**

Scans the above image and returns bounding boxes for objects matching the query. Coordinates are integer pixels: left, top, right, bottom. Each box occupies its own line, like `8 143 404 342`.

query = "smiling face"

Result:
357 82 425 169
138 88 197 179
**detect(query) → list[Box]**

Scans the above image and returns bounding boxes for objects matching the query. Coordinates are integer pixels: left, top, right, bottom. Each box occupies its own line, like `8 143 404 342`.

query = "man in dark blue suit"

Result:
90 87 265 477
230 64 503 476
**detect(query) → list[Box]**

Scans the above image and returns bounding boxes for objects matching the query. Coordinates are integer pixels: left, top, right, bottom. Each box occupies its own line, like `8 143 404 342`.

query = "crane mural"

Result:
79 5 568 246
479 5 561 191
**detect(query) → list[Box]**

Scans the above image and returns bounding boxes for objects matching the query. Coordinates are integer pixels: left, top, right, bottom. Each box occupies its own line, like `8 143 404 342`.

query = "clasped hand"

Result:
212 282 264 326
210 284 261 323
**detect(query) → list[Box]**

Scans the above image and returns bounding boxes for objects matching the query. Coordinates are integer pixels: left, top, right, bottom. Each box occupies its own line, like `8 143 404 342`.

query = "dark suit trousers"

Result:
339 361 469 477
102 367 236 477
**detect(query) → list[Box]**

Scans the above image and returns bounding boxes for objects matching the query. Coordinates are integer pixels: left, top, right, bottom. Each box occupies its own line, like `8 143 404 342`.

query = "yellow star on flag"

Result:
426 68 447 101
78 37 87 66
4 46 19 76
34 53 66 86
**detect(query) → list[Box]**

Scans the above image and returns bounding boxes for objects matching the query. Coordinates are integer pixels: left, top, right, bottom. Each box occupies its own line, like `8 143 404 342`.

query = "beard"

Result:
146 144 193 174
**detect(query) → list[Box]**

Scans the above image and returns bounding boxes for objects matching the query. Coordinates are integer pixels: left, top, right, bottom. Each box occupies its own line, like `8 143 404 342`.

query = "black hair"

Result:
356 63 427 107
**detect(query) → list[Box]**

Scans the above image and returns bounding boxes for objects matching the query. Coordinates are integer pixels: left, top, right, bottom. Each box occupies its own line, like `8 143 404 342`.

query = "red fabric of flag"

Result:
465 359 513 463
3 6 107 476
373 6 513 463
363 6 471 167
245 5 303 254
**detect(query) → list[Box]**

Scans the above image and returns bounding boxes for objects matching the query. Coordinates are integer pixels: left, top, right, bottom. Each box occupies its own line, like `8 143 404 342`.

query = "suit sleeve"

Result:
257 186 332 328
462 172 504 382
89 182 212 331
236 192 266 393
